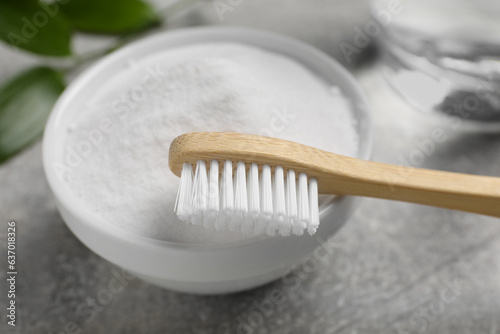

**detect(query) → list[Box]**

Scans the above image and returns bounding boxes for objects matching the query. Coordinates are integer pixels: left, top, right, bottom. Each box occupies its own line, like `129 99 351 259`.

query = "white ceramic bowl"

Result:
43 27 372 294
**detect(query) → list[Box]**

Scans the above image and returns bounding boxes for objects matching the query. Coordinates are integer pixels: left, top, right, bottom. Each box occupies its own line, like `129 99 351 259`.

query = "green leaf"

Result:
60 0 160 34
0 67 65 163
0 1 72 56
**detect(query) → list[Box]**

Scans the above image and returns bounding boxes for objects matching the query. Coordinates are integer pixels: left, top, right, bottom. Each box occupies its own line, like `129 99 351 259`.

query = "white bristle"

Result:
191 160 208 225
216 160 234 231
295 173 310 236
283 169 297 236
234 162 248 212
175 160 320 237
174 162 193 221
242 163 260 234
257 164 273 234
271 166 286 236
308 178 320 235
204 160 220 229
231 162 248 232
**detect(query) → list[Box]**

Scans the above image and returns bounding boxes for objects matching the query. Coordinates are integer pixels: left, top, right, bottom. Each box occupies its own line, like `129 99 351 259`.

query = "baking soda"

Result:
63 43 359 244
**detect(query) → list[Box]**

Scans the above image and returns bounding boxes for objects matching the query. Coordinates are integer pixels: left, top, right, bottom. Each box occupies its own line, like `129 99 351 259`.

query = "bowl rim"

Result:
42 26 373 251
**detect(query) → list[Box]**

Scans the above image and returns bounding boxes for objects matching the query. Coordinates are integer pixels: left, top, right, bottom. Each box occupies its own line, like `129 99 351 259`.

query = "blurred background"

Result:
1 0 500 333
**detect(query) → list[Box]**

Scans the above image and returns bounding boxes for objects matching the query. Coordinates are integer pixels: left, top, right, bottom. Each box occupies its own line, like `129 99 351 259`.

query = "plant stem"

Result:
159 0 202 18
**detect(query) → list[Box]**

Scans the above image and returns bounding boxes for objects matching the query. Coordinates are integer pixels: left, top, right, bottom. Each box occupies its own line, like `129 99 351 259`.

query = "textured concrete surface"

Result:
2 1 500 333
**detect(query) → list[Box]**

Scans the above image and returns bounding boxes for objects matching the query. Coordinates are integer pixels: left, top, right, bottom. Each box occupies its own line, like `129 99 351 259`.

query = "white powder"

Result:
63 43 359 244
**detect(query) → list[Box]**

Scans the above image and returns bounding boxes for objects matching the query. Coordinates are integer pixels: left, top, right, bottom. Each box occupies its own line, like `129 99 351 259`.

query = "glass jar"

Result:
371 0 500 122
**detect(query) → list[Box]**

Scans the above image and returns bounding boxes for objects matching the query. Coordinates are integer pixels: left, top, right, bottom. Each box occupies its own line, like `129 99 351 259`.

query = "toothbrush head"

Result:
169 132 320 236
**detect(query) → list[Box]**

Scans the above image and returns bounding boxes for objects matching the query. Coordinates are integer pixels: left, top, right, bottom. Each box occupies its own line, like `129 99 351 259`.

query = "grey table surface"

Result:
2 1 500 333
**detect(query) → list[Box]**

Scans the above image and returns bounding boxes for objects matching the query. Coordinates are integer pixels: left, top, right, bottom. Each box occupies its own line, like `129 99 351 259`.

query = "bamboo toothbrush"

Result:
169 132 500 236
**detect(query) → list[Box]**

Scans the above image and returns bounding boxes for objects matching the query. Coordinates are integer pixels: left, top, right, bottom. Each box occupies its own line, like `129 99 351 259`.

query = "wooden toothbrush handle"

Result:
169 132 500 218
267 134 500 217
316 156 500 218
